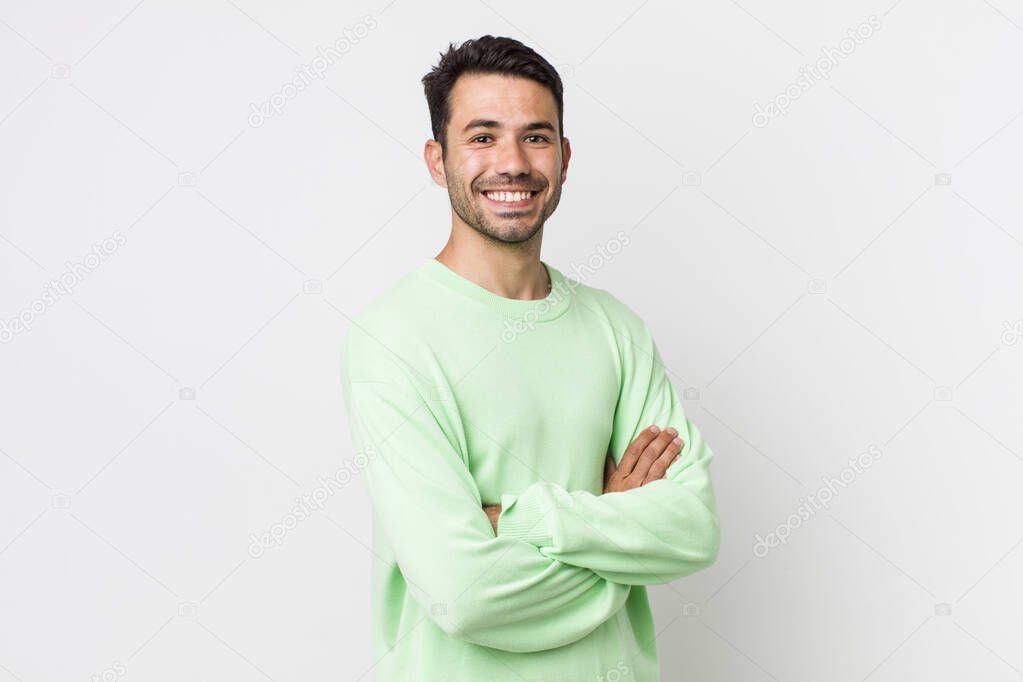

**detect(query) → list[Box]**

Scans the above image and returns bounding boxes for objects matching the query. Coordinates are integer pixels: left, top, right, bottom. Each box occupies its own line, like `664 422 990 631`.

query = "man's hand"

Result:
603 424 683 494
483 504 501 535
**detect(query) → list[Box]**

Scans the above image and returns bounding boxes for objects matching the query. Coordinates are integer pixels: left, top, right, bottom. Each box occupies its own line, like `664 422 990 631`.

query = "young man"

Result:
340 35 720 681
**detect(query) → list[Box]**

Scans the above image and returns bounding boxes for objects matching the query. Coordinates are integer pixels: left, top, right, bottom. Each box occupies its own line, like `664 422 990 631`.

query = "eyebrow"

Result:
461 119 557 134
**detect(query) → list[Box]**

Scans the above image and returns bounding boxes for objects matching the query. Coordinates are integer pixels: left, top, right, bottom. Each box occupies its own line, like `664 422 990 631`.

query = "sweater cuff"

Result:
497 487 554 548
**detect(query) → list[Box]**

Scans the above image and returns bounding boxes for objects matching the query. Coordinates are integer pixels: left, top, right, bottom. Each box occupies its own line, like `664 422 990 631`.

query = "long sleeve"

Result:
340 331 631 653
497 318 720 586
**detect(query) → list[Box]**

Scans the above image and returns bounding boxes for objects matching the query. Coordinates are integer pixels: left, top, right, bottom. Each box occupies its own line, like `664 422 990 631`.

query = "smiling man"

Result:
340 35 720 680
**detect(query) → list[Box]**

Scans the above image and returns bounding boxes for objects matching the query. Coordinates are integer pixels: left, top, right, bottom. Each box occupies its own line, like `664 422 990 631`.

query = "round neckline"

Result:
417 257 573 322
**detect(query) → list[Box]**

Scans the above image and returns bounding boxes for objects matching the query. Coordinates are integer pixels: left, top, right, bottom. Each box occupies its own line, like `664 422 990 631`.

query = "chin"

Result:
495 225 542 244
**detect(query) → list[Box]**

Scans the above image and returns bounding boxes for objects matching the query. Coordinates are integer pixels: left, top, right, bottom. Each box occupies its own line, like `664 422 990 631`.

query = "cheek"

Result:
461 171 484 195
457 157 486 179
537 160 560 186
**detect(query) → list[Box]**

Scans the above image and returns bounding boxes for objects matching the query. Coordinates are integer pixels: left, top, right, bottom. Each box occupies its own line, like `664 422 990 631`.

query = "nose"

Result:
493 137 531 178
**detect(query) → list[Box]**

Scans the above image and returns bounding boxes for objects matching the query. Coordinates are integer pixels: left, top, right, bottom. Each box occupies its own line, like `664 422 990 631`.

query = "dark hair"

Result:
421 35 564 155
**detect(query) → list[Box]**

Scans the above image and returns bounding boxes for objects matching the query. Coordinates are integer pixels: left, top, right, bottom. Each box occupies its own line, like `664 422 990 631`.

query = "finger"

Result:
618 425 662 476
604 453 616 483
643 433 684 484
630 428 679 483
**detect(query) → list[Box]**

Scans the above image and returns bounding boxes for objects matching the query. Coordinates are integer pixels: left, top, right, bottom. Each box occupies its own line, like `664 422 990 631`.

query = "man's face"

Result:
432 73 570 246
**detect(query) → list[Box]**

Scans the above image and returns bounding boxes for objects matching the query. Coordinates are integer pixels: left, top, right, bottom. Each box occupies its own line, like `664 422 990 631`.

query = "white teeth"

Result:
484 191 532 202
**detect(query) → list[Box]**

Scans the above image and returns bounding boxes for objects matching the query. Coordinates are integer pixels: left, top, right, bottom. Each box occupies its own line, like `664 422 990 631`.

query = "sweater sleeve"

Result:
340 331 631 653
497 319 720 586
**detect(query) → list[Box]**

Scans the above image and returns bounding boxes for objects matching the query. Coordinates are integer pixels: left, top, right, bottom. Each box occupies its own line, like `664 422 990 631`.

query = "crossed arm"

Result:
483 424 686 531
490 327 720 586
340 314 719 651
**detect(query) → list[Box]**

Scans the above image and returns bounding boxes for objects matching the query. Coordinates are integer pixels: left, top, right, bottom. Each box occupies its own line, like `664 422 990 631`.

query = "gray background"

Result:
2 0 1022 680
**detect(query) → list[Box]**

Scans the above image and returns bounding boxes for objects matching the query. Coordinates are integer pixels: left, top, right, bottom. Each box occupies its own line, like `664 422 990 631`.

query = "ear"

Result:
560 136 571 184
424 139 448 188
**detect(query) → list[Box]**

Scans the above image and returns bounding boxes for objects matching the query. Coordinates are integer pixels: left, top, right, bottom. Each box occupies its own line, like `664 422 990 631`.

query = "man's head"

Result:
422 35 571 248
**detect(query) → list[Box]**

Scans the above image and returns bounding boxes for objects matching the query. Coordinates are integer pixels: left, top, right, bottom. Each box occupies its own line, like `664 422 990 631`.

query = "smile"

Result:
481 190 539 209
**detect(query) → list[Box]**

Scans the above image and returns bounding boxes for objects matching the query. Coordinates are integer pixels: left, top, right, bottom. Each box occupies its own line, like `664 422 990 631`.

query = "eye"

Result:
472 135 493 143
526 135 550 143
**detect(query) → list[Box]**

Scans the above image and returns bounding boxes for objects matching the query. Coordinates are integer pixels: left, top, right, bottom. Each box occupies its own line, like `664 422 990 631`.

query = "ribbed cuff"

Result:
497 488 554 547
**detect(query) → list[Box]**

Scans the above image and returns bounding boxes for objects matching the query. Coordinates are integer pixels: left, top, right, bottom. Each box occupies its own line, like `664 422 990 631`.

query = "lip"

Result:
480 189 539 210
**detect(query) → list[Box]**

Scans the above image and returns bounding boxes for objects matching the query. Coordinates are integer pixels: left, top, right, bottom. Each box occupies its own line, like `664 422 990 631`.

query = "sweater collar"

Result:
417 257 573 323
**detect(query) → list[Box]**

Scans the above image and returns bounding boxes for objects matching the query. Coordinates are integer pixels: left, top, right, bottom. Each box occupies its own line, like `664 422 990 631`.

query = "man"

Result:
340 35 720 681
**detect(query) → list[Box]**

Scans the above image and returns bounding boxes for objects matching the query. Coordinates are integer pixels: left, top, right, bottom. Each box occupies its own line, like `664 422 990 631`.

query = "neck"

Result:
435 225 549 301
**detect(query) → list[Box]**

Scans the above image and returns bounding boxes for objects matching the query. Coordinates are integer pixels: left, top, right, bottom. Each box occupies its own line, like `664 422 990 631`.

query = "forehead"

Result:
447 72 557 128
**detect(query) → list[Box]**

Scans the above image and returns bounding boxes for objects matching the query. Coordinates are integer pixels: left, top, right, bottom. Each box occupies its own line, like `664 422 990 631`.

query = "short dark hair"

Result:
421 35 564 155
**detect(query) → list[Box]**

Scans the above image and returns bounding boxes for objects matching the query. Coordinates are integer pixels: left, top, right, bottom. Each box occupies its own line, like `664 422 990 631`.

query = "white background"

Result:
2 0 1022 680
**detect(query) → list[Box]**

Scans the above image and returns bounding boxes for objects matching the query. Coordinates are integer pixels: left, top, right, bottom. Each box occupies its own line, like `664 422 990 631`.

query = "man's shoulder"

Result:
340 263 444 382
564 274 649 337
349 266 429 331
339 259 468 388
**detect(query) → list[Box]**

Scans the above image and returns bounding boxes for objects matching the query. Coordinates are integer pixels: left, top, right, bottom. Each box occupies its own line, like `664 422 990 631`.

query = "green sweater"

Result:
339 257 720 681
